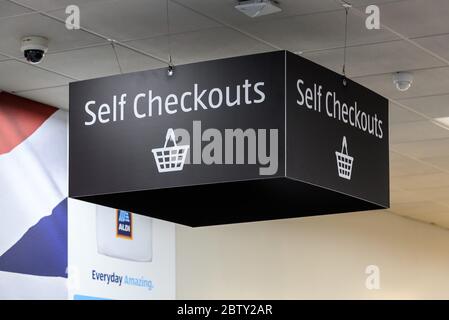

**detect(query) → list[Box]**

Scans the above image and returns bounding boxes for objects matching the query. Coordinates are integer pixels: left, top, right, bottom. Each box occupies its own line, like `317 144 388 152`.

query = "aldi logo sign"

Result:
116 210 132 239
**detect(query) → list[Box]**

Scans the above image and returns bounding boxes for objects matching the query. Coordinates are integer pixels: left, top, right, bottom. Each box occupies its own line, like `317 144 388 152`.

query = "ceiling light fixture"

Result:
434 117 449 130
393 71 413 92
235 0 282 18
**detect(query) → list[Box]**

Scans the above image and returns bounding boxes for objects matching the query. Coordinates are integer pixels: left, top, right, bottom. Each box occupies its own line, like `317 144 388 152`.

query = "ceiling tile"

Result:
0 60 70 91
42 44 120 80
390 201 449 216
304 40 445 78
301 50 343 74
0 53 10 61
390 120 449 144
114 45 166 73
414 187 449 202
399 211 449 229
355 67 449 100
426 212 449 229
437 200 449 209
391 172 449 190
392 138 449 159
390 152 439 177
50 0 220 42
36 44 166 85
126 27 274 66
178 0 342 27
415 34 449 62
16 85 69 109
422 156 449 172
390 189 431 204
396 94 449 119
12 0 115 12
0 0 32 18
176 0 402 28
351 0 406 5
0 12 106 57
238 9 398 52
380 0 449 38
389 102 424 124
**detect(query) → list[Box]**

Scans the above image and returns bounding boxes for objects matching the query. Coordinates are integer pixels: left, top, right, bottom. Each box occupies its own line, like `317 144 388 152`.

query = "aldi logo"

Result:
116 209 133 239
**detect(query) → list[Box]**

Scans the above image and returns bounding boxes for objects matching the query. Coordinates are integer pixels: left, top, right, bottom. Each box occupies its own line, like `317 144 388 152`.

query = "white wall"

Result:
176 211 449 299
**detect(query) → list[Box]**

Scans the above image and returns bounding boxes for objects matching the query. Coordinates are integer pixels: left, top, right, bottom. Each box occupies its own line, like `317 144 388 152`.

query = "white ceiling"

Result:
1 0 449 228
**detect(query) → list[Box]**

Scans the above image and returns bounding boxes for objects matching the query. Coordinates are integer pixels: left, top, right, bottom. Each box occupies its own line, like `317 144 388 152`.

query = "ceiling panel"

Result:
50 0 220 42
126 27 274 66
237 9 398 52
0 53 10 61
178 0 404 30
301 50 343 74
389 102 424 124
113 44 166 73
422 156 449 172
390 189 433 204
414 187 449 202
0 60 70 91
390 201 449 216
437 199 449 209
391 139 449 159
12 0 116 12
390 152 439 177
0 12 106 57
380 0 449 38
396 94 449 119
42 44 121 80
351 0 409 5
415 34 449 62
355 67 449 100
424 212 449 229
397 210 449 228
0 0 32 18
391 172 449 190
390 120 449 144
15 85 69 109
178 0 342 26
304 40 444 78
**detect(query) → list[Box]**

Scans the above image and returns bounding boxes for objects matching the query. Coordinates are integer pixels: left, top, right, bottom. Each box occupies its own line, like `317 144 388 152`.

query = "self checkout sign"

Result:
69 51 389 226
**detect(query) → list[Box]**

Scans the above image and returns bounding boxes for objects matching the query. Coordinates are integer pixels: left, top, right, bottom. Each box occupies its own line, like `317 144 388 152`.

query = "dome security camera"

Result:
20 36 49 64
393 71 413 92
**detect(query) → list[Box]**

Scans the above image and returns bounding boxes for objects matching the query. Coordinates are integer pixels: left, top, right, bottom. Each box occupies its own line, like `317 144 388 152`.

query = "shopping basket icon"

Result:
152 128 189 173
335 136 354 180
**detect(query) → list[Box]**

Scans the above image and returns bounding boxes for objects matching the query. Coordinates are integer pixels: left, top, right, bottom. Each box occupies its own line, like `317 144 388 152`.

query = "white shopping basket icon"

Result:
152 128 189 173
335 136 354 180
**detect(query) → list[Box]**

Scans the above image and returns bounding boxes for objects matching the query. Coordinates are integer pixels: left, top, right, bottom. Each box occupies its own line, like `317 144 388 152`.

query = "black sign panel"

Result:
286 52 389 207
69 51 389 226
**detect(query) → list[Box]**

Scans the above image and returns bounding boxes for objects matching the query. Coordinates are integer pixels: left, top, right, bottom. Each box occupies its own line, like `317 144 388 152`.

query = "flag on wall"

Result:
0 92 68 299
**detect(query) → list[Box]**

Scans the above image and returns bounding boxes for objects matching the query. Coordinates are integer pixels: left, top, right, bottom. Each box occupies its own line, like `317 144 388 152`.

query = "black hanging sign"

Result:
69 51 389 226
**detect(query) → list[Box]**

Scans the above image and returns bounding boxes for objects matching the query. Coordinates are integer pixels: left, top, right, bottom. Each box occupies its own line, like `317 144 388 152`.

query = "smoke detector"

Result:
235 0 282 18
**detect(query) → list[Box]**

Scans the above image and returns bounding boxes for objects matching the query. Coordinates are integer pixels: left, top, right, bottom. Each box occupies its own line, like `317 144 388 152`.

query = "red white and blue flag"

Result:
0 92 68 299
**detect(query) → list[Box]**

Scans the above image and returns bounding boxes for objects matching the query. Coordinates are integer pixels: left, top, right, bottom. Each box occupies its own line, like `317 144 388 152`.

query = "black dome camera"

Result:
21 36 48 65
